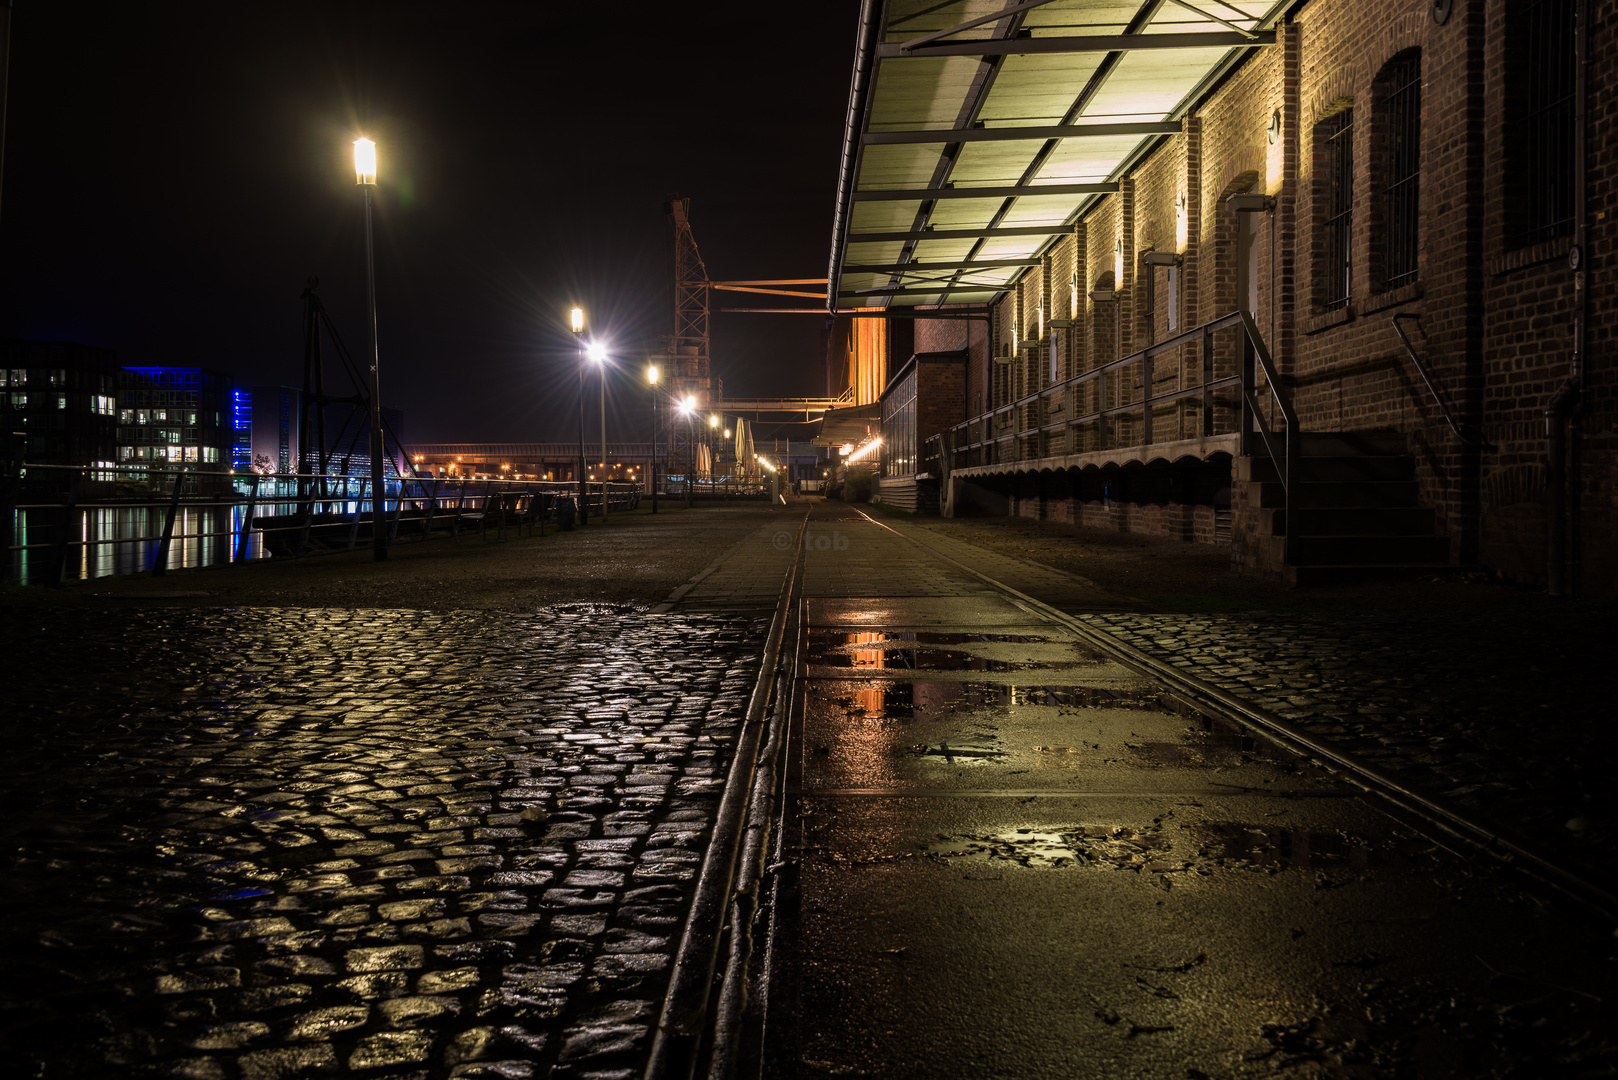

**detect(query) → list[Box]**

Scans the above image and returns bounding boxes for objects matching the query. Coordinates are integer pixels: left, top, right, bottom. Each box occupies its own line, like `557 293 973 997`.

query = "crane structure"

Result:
663 196 843 484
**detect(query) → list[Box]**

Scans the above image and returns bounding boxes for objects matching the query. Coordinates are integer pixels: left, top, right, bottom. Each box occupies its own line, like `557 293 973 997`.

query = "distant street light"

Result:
679 395 696 507
354 137 386 561
647 364 660 513
571 307 588 525
589 341 608 521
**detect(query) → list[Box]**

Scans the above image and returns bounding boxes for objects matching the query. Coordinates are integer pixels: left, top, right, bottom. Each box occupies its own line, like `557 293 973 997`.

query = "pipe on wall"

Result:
1547 0 1588 597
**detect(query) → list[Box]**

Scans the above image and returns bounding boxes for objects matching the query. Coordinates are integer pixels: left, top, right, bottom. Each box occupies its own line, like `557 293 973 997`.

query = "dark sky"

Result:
0 1 855 443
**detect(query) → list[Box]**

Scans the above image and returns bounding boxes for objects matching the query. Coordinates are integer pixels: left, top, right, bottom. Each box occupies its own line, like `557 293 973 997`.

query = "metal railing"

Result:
0 462 643 586
927 309 1299 559
1392 313 1496 451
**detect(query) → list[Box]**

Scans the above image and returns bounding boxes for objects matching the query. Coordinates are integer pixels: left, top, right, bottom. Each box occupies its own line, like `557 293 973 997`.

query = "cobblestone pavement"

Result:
874 513 1618 893
0 604 765 1079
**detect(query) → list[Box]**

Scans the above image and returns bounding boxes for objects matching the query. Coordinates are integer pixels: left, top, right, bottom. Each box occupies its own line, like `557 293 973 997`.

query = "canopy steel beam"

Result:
853 181 1117 202
862 120 1180 145
878 30 1275 59
840 284 1010 297
848 224 1073 242
843 258 1040 272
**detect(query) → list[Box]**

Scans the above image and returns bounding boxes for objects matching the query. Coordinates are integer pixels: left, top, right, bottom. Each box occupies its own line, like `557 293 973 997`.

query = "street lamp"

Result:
679 395 696 507
354 137 386 561
571 307 587 524
589 341 608 521
646 364 660 513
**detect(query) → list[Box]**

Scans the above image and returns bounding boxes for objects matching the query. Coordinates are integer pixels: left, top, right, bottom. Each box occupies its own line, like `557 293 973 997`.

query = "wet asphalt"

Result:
778 504 1618 1079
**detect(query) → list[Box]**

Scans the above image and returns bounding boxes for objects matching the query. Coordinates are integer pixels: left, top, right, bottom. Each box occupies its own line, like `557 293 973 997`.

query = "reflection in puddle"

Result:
922 823 1396 874
904 741 1007 766
1195 824 1387 872
834 682 1165 722
925 825 1170 869
808 631 1086 672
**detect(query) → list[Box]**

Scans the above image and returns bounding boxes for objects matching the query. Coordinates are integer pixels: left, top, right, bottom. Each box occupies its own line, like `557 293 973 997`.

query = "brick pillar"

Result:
1277 20 1301 378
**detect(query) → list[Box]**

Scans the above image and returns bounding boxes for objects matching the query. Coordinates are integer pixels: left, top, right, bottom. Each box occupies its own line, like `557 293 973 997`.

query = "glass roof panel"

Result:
858 144 949 190
850 201 928 232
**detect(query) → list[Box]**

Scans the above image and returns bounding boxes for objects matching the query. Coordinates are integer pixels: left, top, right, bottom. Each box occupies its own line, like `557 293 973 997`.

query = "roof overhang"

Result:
827 0 1289 313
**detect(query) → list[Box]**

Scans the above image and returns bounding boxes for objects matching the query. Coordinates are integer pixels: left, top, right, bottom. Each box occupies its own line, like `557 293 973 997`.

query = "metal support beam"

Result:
843 258 1040 273
862 120 1180 145
839 284 1010 297
878 30 1275 59
853 181 1117 202
848 224 1073 243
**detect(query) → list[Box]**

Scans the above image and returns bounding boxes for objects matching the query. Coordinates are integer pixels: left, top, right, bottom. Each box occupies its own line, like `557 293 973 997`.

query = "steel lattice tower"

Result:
666 196 713 482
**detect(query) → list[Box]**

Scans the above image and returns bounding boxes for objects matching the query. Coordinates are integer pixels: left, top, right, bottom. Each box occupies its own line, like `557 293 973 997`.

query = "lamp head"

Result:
570 307 585 335
647 364 659 384
708 415 719 428
354 138 377 186
587 342 606 363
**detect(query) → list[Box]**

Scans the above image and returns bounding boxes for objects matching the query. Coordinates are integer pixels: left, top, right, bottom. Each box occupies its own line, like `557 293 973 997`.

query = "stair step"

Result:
1239 455 1415 484
1297 430 1407 457
1251 480 1423 509
1289 535 1451 565
1263 506 1437 537
1286 563 1455 587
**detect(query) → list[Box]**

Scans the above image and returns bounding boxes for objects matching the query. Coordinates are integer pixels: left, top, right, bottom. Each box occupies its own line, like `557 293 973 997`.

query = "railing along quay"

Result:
0 462 646 587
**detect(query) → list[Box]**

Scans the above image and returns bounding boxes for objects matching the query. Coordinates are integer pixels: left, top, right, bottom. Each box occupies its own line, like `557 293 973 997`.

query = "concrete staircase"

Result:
1237 431 1451 586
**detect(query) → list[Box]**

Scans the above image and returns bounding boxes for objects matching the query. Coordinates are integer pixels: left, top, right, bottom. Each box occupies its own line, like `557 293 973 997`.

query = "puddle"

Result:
903 741 1008 766
807 631 1085 672
924 825 1171 869
1194 824 1392 872
832 682 1166 722
921 823 1411 874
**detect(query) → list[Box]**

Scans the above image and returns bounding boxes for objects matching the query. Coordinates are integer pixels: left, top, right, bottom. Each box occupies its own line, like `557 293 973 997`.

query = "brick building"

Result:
830 0 1612 595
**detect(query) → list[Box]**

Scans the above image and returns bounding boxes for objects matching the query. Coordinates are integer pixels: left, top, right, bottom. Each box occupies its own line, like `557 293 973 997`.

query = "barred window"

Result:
1320 109 1354 310
1379 53 1420 287
1510 0 1576 245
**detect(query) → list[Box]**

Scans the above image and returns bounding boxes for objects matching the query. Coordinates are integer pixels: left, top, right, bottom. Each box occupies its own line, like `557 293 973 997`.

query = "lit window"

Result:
50 369 66 387
56 395 67 410
8 369 25 386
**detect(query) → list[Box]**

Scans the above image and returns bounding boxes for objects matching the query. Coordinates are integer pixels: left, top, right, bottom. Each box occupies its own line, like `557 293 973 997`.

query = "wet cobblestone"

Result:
0 604 764 1078
1078 609 1616 883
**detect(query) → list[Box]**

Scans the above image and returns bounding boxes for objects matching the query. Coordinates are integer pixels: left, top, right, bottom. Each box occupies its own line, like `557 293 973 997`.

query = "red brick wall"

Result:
947 0 1616 594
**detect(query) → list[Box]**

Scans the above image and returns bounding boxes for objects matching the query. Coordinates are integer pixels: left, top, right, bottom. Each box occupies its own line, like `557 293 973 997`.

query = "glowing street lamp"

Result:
354 137 386 561
571 307 588 524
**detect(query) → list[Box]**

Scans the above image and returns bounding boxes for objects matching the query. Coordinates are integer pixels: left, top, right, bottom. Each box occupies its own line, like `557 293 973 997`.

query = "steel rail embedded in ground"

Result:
852 508 1618 923
645 513 807 1080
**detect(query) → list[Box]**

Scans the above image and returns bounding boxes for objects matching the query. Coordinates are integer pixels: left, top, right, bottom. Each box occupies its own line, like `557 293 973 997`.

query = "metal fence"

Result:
0 464 642 586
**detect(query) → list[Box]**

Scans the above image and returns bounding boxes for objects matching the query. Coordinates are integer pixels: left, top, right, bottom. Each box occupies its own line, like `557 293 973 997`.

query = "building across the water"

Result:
0 340 120 473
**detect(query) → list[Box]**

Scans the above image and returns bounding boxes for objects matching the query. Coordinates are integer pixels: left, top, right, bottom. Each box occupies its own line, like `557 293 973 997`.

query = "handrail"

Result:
937 309 1297 565
1392 313 1496 451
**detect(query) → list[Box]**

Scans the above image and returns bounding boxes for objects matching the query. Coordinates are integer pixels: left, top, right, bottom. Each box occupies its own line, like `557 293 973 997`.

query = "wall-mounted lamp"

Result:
1089 288 1118 303
1267 109 1282 145
1142 250 1182 267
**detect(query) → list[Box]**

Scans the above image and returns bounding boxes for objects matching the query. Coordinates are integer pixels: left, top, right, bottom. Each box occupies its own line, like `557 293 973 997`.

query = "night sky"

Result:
0 2 855 444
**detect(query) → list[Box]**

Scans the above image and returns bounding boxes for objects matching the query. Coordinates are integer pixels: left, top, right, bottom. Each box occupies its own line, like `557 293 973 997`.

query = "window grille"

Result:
1322 110 1354 310
1381 55 1420 287
1517 0 1576 245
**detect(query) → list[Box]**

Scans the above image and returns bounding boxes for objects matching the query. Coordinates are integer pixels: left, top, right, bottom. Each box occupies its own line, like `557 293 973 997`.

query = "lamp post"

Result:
354 137 387 561
589 341 608 521
647 364 660 513
571 307 587 525
680 395 696 507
